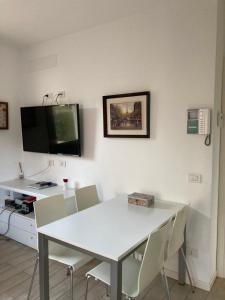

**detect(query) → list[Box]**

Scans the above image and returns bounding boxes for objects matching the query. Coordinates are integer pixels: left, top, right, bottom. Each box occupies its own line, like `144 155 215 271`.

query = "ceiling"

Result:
0 0 152 47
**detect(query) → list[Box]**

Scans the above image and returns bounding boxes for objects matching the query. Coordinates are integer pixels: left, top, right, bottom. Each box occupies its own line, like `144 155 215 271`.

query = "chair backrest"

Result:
75 185 99 212
34 194 67 228
137 219 171 295
167 207 187 259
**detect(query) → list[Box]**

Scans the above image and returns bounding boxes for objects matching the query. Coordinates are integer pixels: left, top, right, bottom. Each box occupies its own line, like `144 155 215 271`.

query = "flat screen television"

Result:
20 104 81 156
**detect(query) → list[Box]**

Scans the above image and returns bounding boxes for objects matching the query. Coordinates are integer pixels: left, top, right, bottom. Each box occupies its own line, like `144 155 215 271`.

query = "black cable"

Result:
55 92 64 105
55 94 60 105
0 209 17 240
0 207 8 216
0 207 10 239
26 162 50 178
42 94 49 106
205 134 211 146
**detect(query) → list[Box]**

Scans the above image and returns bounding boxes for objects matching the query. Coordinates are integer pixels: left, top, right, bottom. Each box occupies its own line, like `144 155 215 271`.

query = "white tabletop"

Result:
0 179 74 200
38 195 186 261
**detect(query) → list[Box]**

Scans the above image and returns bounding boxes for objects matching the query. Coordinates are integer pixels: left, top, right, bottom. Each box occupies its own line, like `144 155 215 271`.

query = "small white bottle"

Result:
63 178 69 191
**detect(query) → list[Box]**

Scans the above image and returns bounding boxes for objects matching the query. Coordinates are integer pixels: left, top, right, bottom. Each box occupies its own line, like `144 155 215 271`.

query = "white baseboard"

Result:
164 268 217 291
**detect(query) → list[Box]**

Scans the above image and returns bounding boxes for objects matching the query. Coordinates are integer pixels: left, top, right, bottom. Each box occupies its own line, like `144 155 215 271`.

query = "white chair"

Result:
75 185 99 212
166 206 195 292
27 194 92 300
84 220 172 300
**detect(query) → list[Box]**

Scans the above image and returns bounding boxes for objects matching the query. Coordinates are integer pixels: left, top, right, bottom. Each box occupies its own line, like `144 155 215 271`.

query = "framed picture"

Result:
103 91 150 138
0 102 8 130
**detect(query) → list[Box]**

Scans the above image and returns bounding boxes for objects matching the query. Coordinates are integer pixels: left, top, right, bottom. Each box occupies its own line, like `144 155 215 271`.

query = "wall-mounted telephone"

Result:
187 108 211 146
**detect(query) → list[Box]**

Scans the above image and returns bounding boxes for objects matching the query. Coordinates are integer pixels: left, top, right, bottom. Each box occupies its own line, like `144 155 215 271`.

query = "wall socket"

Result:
43 93 54 102
48 159 54 167
59 160 66 168
187 246 198 258
47 93 54 99
57 90 66 98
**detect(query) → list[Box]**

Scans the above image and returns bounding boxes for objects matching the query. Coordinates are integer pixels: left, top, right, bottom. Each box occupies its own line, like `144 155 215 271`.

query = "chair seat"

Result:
86 256 141 298
49 242 92 269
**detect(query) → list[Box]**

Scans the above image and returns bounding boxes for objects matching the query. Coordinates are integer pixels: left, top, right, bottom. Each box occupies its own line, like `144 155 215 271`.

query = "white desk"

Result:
0 179 75 248
0 179 74 200
38 195 187 300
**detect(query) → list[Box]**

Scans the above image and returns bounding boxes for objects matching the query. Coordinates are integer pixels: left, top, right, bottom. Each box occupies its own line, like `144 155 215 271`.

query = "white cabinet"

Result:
0 208 37 249
0 220 37 248
0 179 75 249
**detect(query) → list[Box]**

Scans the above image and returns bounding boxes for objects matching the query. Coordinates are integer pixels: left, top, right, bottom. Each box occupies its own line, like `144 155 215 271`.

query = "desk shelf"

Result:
0 179 75 249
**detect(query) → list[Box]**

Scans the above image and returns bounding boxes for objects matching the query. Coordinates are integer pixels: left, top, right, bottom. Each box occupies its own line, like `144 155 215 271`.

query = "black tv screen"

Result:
20 104 81 156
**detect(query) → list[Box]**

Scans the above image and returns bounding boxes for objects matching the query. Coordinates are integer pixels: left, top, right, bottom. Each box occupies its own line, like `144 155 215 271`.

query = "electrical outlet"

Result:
57 90 66 98
48 160 54 167
43 93 54 101
188 173 201 183
187 247 198 258
47 93 54 99
59 160 66 168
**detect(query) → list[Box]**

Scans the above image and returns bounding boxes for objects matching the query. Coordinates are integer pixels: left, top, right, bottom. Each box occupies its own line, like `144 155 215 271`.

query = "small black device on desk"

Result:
19 195 36 214
28 181 57 190
21 201 34 214
4 195 36 215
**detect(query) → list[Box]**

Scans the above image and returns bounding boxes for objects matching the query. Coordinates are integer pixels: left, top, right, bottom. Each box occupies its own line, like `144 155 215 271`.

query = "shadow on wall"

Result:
79 107 98 160
186 207 212 281
165 206 212 284
187 206 211 251
149 91 157 141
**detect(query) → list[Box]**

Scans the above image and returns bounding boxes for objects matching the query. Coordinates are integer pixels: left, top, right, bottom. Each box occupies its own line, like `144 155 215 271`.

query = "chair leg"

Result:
27 256 39 300
69 266 74 300
161 268 171 300
106 284 110 297
181 248 195 293
85 275 91 300
161 270 167 296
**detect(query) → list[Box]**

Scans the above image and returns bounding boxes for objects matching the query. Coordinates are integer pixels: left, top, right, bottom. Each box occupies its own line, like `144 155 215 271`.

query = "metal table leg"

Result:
178 227 186 285
110 260 122 300
39 233 49 300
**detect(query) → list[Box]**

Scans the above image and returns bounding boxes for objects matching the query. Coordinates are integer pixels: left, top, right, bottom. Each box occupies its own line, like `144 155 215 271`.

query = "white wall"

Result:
0 44 22 181
20 0 219 290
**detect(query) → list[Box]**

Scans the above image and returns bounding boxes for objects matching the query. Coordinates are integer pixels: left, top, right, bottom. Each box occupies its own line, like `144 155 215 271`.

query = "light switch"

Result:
188 173 202 183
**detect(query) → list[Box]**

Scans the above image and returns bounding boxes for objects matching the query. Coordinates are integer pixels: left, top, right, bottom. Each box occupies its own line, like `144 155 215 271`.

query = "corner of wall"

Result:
211 0 225 279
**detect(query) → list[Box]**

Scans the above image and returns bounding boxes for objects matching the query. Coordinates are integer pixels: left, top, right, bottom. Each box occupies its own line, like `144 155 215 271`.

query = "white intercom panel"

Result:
187 108 210 135
187 108 211 146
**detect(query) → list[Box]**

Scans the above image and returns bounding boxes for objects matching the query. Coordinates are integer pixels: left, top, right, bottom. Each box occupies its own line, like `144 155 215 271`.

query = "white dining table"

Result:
37 195 187 300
